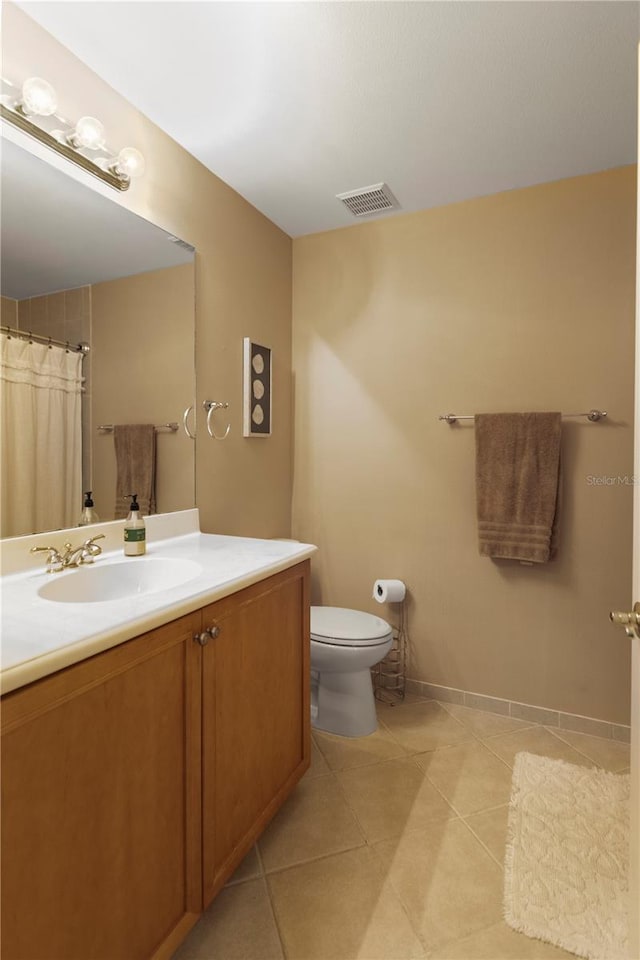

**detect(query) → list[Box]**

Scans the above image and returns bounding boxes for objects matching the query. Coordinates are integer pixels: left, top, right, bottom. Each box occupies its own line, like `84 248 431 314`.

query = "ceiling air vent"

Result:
336 182 399 218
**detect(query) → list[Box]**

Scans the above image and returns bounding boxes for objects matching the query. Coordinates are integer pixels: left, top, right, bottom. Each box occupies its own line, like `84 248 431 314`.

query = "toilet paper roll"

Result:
373 579 406 604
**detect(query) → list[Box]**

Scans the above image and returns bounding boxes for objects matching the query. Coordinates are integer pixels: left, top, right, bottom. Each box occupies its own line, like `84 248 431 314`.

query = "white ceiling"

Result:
16 1 640 238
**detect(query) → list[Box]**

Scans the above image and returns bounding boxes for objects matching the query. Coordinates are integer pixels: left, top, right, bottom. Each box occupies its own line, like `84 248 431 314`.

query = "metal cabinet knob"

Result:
193 624 221 646
609 602 640 638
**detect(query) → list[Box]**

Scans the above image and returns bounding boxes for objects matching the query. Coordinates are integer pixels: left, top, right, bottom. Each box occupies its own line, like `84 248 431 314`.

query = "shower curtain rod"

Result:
439 409 607 424
1 325 90 354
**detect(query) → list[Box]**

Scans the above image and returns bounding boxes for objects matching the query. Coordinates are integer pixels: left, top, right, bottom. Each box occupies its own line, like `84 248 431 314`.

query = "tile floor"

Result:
173 694 630 960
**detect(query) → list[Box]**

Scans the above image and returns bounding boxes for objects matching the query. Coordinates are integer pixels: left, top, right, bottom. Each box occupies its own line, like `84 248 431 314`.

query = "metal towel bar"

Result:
97 423 179 433
439 409 607 424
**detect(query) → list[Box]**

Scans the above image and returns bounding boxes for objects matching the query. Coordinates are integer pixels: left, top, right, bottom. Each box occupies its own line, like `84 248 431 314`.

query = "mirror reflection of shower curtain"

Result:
0 334 83 538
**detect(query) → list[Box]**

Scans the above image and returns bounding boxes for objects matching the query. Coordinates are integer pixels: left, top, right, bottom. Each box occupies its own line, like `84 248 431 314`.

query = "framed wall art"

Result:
243 338 272 437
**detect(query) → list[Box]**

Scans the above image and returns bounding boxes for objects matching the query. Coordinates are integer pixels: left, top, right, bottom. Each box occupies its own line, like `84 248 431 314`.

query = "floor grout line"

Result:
472 735 520 772
364 829 438 958
427 917 514 959
329 760 440 851
465 798 511 818
262 837 370 879
545 725 631 771
544 725 601 765
325 768 372 848
313 739 410 772
459 812 506 870
260 868 288 959
363 810 504 960
476 733 518 769
419 762 514 826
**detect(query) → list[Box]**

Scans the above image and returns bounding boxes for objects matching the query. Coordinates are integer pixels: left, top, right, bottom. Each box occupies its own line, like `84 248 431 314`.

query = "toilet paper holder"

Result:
371 579 408 705
373 579 406 604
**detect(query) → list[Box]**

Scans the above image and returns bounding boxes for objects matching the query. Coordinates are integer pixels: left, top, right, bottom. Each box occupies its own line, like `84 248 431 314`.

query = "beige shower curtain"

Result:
0 334 83 537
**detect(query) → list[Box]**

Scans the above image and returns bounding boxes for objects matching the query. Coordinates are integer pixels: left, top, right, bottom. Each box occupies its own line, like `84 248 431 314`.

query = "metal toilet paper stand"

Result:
372 580 408 705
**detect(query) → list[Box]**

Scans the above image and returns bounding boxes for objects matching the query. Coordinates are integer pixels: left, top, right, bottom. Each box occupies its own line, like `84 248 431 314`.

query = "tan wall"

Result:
14 287 91 346
3 4 293 539
2 290 90 342
91 264 195 520
1 297 18 327
292 167 636 724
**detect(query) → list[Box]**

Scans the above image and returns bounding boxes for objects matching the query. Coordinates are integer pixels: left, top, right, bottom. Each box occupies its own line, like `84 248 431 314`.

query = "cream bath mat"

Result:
504 751 629 960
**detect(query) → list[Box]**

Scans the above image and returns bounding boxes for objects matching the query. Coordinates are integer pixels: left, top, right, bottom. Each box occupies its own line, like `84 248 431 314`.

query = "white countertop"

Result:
0 510 316 695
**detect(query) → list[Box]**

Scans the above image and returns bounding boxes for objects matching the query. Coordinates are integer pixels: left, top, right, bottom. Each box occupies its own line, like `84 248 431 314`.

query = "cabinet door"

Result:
1 612 202 960
202 561 310 904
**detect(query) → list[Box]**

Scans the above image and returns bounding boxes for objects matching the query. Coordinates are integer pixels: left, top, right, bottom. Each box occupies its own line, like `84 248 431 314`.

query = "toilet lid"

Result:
310 606 393 646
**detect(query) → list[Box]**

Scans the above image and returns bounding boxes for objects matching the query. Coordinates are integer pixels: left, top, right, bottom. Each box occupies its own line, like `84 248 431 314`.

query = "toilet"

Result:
310 606 393 738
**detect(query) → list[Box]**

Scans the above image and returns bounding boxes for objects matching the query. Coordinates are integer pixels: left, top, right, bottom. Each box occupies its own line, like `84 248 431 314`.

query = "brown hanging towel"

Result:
113 424 157 519
475 412 562 563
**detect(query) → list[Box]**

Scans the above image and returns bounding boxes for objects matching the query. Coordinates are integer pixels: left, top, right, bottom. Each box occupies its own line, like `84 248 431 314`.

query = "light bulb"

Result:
21 77 57 116
113 147 145 180
73 116 105 150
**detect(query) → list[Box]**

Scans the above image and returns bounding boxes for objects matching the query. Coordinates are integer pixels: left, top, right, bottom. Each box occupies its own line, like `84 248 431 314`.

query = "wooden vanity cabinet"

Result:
0 560 310 960
1 610 203 960
201 562 310 905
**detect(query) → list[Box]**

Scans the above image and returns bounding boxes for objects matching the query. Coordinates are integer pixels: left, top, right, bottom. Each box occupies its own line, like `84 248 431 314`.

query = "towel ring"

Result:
203 400 230 441
182 404 196 440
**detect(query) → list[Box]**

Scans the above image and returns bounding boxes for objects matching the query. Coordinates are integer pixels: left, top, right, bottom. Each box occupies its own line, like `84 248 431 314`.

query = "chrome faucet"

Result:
31 534 105 573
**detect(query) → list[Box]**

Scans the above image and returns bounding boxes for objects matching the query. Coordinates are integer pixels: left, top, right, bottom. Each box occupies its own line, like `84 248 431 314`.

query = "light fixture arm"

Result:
1 103 130 192
0 77 144 192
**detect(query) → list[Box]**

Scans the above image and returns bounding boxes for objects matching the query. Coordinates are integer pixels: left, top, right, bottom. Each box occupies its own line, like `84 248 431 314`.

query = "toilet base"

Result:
311 667 378 738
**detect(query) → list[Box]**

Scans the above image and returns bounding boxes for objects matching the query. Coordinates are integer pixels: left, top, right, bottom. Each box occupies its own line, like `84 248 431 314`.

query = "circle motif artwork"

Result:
244 339 271 437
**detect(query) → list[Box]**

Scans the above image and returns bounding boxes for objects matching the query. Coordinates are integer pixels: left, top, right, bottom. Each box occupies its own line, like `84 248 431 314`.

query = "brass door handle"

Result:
609 602 640 638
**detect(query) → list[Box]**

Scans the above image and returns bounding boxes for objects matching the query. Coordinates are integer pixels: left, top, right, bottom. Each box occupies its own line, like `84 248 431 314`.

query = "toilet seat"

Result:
310 606 393 647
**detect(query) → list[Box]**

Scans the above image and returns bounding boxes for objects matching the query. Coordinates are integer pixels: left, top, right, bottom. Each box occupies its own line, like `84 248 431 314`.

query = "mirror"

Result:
0 137 196 539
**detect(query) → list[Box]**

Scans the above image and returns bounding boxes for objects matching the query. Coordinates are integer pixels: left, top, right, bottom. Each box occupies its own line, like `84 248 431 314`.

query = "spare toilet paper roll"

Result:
373 579 406 603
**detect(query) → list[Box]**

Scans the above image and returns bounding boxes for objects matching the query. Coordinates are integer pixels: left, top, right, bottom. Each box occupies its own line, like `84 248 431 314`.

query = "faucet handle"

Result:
82 533 105 561
30 545 64 572
30 545 62 558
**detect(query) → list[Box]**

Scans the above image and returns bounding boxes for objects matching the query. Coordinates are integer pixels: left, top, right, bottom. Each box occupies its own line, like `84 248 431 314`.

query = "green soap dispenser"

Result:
79 491 99 526
124 494 146 556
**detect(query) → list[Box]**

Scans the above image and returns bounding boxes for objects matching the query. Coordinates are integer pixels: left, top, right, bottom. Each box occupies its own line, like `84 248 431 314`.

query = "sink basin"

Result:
38 557 203 604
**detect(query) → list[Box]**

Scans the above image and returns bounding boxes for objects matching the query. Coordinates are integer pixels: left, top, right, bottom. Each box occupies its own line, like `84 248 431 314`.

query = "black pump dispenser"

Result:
79 490 99 525
128 494 140 512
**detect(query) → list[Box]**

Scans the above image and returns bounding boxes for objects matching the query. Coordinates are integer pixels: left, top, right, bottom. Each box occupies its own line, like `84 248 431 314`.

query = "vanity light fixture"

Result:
67 116 106 150
20 76 58 117
0 75 145 191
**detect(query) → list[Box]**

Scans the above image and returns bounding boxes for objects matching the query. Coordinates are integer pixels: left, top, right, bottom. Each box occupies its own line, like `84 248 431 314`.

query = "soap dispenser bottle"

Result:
79 491 99 526
124 494 146 556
